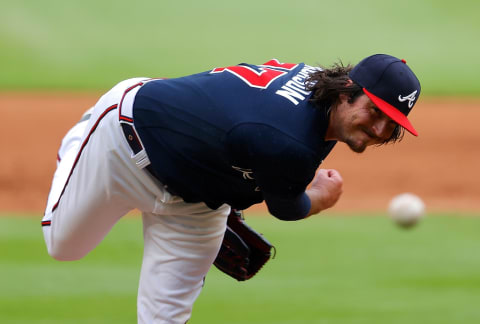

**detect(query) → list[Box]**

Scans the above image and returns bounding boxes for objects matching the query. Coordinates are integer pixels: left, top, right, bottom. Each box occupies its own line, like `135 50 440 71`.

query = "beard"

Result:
346 139 367 153
343 127 377 153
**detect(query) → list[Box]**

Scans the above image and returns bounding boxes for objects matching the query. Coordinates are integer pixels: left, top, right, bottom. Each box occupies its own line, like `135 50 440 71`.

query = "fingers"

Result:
325 169 343 202
326 169 343 184
315 169 343 184
325 168 341 178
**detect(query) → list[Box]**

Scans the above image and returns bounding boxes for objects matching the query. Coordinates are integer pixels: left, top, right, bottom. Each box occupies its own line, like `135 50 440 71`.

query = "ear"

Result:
339 79 355 103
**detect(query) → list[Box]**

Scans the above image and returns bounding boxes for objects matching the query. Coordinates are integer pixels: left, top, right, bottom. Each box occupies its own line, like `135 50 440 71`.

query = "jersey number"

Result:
211 59 297 89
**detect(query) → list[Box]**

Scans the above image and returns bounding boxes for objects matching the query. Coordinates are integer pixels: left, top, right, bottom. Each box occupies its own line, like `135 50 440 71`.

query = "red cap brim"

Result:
363 88 418 136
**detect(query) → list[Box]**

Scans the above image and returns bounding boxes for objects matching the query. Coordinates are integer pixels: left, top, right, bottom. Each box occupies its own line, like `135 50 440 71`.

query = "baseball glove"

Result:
213 209 274 281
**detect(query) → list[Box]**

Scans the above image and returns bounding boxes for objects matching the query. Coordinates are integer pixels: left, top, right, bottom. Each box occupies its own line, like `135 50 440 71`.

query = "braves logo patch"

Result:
398 90 418 108
232 166 254 180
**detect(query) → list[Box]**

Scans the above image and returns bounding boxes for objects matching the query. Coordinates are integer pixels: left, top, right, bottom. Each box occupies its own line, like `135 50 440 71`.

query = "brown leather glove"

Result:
213 209 274 281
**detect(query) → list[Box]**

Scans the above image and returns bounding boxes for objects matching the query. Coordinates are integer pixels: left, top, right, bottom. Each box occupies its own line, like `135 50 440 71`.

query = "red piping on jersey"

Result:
117 78 167 122
119 116 134 122
48 78 165 222
51 104 118 213
41 220 51 226
118 82 144 122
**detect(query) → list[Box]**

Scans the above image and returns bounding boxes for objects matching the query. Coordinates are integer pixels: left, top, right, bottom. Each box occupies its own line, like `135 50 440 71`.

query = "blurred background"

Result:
1 0 479 323
1 0 479 94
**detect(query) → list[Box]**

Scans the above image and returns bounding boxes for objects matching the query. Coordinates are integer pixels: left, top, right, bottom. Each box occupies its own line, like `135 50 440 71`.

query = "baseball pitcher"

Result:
42 54 421 323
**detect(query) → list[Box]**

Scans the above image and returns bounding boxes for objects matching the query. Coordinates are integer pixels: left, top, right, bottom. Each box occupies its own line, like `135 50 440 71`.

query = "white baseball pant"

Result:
42 78 230 324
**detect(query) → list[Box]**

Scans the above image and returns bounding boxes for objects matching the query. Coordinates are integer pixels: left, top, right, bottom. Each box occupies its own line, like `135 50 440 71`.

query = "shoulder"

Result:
228 123 319 160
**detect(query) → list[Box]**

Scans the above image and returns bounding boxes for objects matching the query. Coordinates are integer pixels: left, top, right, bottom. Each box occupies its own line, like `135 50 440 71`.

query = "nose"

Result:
372 118 392 140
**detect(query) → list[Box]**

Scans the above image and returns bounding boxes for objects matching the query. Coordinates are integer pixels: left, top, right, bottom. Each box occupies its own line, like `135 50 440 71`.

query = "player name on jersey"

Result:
275 65 320 105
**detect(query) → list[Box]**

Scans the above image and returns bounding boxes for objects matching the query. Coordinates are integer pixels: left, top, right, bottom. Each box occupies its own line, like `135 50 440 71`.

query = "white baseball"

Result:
388 193 425 228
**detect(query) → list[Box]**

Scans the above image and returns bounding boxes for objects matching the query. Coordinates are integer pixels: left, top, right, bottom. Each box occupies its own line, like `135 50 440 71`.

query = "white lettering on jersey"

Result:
275 65 321 105
285 80 311 95
275 86 306 105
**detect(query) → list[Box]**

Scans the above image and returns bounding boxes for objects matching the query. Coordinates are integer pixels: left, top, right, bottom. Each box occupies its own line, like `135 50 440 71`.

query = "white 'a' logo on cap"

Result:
398 90 418 109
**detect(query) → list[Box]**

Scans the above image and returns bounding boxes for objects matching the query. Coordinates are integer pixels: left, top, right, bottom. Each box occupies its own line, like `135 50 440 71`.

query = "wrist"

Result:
305 188 325 216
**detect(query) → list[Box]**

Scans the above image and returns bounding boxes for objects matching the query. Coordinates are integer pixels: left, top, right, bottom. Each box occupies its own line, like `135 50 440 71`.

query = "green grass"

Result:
1 0 480 95
1 212 480 323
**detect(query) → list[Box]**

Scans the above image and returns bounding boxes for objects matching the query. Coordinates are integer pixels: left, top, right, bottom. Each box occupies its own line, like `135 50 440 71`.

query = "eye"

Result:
370 106 382 115
371 107 396 128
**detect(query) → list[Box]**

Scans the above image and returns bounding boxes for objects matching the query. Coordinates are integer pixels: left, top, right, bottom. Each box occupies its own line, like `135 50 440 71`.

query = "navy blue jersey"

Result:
133 60 337 220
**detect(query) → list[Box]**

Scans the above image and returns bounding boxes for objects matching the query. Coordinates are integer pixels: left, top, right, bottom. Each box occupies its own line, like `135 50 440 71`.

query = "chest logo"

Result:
232 166 255 180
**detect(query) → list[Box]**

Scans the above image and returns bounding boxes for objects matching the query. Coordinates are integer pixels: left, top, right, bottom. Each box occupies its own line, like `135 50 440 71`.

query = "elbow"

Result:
265 193 311 221
269 208 308 221
273 214 305 221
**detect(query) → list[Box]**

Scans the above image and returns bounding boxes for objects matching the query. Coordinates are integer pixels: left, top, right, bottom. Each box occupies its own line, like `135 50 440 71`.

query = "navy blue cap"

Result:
349 54 421 136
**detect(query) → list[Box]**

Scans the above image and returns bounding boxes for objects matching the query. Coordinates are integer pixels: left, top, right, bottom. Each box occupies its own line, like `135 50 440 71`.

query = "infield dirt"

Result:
1 94 479 213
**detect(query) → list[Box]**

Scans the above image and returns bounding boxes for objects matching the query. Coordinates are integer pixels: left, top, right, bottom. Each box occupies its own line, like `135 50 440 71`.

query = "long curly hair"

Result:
305 61 404 144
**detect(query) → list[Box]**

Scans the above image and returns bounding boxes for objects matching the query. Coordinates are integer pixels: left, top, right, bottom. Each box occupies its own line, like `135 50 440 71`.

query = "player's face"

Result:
327 94 398 153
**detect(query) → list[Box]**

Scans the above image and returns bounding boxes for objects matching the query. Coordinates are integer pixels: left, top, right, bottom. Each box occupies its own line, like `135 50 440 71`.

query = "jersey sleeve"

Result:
228 124 320 220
